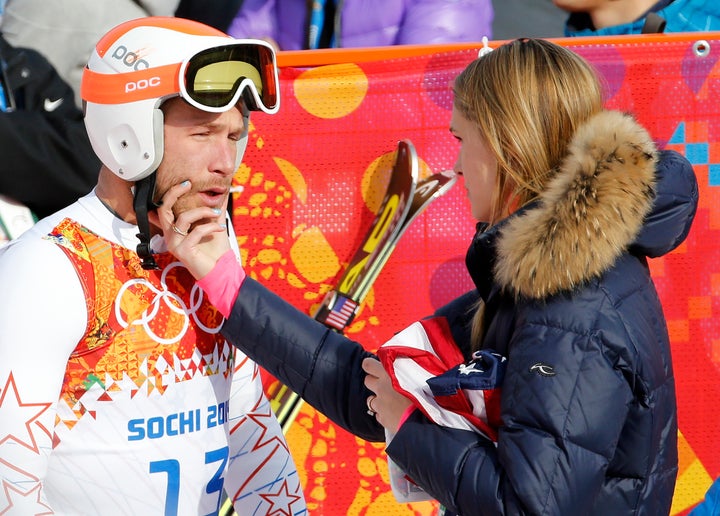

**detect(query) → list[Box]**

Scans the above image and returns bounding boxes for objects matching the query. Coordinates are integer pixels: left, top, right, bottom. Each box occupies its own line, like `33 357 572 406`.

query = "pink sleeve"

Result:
397 405 416 430
197 249 246 318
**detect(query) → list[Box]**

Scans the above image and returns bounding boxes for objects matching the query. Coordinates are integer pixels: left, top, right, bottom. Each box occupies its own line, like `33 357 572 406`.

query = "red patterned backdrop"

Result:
230 33 720 515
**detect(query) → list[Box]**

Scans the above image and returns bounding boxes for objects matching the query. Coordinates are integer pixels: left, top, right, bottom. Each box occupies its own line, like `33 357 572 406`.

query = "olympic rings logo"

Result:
115 261 222 345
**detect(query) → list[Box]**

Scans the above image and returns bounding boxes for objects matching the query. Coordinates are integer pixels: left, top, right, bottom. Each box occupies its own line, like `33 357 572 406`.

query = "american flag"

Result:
323 293 359 331
377 317 505 441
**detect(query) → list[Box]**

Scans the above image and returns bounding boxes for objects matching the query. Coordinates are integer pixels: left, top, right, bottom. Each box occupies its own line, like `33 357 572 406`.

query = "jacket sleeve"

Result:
0 237 88 513
396 0 494 44
226 0 279 43
386 318 632 515
220 277 385 442
631 148 698 258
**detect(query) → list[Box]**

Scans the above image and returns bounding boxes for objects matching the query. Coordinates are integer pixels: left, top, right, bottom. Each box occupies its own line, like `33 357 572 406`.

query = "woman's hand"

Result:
149 180 231 280
362 357 413 433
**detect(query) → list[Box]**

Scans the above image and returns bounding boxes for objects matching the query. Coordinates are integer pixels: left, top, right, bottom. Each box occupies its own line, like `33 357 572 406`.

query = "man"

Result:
552 0 720 36
0 17 305 515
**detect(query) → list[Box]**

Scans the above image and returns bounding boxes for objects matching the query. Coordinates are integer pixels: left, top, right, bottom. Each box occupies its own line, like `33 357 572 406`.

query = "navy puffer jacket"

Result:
222 110 698 515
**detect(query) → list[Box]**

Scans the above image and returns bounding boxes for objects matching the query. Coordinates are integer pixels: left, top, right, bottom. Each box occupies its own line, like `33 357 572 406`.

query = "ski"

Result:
355 166 457 303
267 140 458 431
313 139 418 330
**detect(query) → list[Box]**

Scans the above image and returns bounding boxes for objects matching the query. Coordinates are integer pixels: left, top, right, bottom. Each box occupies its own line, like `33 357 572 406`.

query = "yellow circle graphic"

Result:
294 63 368 119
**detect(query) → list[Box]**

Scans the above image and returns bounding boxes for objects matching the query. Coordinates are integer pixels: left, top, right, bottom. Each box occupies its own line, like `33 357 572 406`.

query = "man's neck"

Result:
95 167 138 225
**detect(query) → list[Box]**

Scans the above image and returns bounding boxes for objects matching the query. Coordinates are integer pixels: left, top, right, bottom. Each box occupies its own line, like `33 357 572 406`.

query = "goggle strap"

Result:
81 64 180 104
82 45 278 113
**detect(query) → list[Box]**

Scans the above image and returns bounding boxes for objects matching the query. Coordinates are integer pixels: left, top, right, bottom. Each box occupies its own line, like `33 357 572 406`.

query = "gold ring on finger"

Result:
172 224 188 237
367 395 377 416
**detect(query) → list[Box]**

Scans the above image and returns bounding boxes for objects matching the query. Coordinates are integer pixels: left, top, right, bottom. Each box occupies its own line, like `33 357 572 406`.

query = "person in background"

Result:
156 38 698 515
228 0 493 50
0 34 100 227
175 0 244 32
553 0 720 36
0 17 305 515
0 0 179 234
1 0 180 109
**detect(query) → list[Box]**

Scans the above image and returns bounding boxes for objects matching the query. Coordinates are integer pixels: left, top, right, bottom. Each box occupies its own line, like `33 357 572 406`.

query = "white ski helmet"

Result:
81 16 280 182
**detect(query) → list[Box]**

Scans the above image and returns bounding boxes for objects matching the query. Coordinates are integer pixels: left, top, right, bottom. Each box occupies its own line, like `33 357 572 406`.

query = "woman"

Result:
154 38 697 514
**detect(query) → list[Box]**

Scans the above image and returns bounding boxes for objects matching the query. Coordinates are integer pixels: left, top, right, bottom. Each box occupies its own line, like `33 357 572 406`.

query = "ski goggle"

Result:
81 41 279 114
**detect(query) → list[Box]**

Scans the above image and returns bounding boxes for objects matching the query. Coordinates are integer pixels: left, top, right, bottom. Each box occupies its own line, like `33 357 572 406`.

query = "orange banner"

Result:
231 34 720 515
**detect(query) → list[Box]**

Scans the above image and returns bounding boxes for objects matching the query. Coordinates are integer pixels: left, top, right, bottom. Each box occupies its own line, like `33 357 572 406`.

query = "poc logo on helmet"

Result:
112 45 150 70
111 45 161 93
125 76 161 93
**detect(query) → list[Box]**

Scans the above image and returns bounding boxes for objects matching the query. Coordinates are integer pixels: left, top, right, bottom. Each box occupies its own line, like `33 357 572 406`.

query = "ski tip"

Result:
418 169 458 189
394 139 420 183
439 170 458 189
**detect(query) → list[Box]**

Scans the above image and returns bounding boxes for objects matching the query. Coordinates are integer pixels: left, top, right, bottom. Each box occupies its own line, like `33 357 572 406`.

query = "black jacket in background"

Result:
0 35 100 219
175 0 244 32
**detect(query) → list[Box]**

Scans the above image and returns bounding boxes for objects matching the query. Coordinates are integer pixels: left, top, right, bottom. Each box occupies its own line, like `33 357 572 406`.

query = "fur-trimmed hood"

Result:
468 110 698 301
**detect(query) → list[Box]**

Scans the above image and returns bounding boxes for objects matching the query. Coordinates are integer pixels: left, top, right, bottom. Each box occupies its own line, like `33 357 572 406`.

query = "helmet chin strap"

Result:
133 173 161 270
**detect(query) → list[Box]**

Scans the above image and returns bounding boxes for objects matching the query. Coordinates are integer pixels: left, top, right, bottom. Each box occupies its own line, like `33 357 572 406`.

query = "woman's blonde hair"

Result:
454 38 605 348
453 38 605 225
